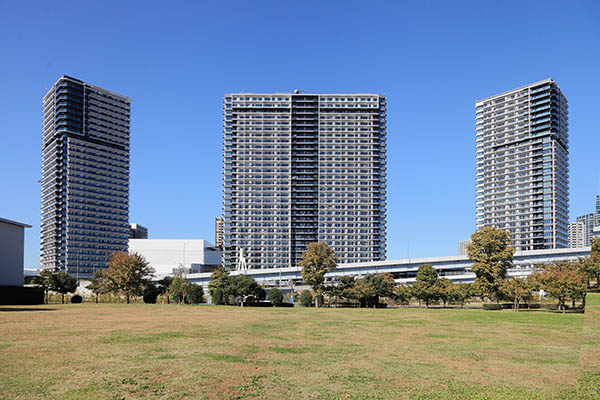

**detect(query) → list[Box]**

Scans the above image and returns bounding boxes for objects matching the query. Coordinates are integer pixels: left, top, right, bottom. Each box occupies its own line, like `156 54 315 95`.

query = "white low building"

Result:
128 239 221 279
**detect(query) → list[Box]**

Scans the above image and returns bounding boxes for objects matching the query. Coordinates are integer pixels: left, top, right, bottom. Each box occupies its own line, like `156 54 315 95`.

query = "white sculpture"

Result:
236 247 249 272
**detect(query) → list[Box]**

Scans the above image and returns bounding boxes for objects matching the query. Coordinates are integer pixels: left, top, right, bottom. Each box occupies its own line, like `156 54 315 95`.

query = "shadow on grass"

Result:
0 307 57 312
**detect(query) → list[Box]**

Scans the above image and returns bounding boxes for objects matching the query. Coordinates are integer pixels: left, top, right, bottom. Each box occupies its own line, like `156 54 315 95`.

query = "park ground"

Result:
1 295 599 400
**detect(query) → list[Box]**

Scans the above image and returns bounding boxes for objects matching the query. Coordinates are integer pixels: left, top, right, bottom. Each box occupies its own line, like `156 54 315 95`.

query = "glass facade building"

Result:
223 93 387 269
40 75 131 277
475 79 569 251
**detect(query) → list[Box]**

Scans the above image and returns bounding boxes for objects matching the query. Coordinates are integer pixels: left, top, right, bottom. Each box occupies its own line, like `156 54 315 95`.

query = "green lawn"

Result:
1 296 598 399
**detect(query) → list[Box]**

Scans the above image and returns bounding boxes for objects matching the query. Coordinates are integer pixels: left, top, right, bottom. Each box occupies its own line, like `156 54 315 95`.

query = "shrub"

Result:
482 303 502 310
299 290 313 307
269 288 284 306
143 283 159 304
213 287 224 305
71 295 83 303
186 283 204 304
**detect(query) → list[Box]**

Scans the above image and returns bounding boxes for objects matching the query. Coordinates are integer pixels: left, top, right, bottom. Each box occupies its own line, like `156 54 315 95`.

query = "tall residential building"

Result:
223 92 387 270
576 213 595 247
475 78 569 251
215 217 224 248
458 240 471 256
41 76 131 278
129 223 148 239
569 221 585 248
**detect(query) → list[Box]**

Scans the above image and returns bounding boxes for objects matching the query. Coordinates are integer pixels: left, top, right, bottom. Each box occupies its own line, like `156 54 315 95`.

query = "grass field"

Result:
1 295 599 400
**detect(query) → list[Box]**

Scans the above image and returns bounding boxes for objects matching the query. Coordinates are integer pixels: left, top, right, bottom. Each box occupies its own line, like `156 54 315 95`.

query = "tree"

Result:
580 237 600 288
168 270 189 304
467 227 514 302
223 275 265 306
299 290 313 307
34 269 55 304
412 264 439 308
299 242 338 308
394 283 412 306
87 270 109 304
436 278 454 308
143 282 160 304
532 261 587 313
269 287 284 306
185 283 204 304
103 251 155 304
208 266 230 299
347 278 378 308
453 283 474 308
50 272 78 304
498 277 532 312
157 276 173 304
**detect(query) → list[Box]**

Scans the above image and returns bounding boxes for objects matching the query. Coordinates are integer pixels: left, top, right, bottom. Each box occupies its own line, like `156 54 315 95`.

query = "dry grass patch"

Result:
0 298 596 399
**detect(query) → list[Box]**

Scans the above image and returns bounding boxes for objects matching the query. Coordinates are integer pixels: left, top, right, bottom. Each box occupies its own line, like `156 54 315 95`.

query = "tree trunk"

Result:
572 298 576 309
582 293 587 309
95 294 98 304
126 295 130 304
61 293 64 304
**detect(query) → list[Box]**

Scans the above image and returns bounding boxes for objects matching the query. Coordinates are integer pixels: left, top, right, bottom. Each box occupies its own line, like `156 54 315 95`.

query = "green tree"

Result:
299 290 313 307
498 277 532 312
168 270 189 304
86 270 109 304
157 276 173 303
580 237 600 287
346 278 378 308
223 275 265 306
299 242 338 308
185 283 204 304
34 269 55 304
103 251 155 304
436 278 454 308
412 264 439 308
453 283 474 308
532 261 587 313
50 271 78 304
208 266 230 299
269 287 284 306
467 227 514 302
394 283 412 306
143 282 160 304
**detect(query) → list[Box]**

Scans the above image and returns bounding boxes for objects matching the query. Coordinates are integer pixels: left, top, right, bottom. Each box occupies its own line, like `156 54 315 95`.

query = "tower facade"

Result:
223 93 387 269
41 75 131 277
475 79 569 251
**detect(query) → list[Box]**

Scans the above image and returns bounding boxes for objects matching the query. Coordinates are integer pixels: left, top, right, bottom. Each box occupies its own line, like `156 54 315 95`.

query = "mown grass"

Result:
0 296 598 399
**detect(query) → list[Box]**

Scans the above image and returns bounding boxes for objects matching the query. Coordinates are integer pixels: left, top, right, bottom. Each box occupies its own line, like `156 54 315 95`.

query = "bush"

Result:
186 283 204 304
277 302 294 308
482 303 502 310
299 290 313 307
212 287 224 305
143 283 159 304
71 295 83 303
269 288 284 306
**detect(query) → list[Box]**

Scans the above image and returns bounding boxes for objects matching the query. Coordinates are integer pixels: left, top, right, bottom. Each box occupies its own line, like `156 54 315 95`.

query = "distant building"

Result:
129 239 222 278
576 213 595 247
569 221 585 248
223 92 387 270
40 76 131 278
458 240 471 256
214 217 224 248
0 217 31 286
129 223 148 239
475 79 569 251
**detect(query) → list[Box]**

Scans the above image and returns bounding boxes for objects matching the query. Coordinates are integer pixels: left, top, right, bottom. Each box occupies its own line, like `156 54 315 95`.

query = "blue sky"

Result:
1 1 599 268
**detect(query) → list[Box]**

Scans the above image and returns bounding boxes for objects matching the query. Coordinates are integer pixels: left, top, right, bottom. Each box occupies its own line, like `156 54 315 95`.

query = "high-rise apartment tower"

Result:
223 92 387 269
215 217 224 248
41 76 131 277
475 79 569 251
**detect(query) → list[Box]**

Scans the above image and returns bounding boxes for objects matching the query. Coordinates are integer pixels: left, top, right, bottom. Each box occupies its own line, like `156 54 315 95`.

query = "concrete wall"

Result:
0 221 26 286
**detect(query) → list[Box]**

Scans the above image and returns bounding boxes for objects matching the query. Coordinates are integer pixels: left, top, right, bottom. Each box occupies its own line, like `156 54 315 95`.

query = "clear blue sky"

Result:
1 1 599 269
